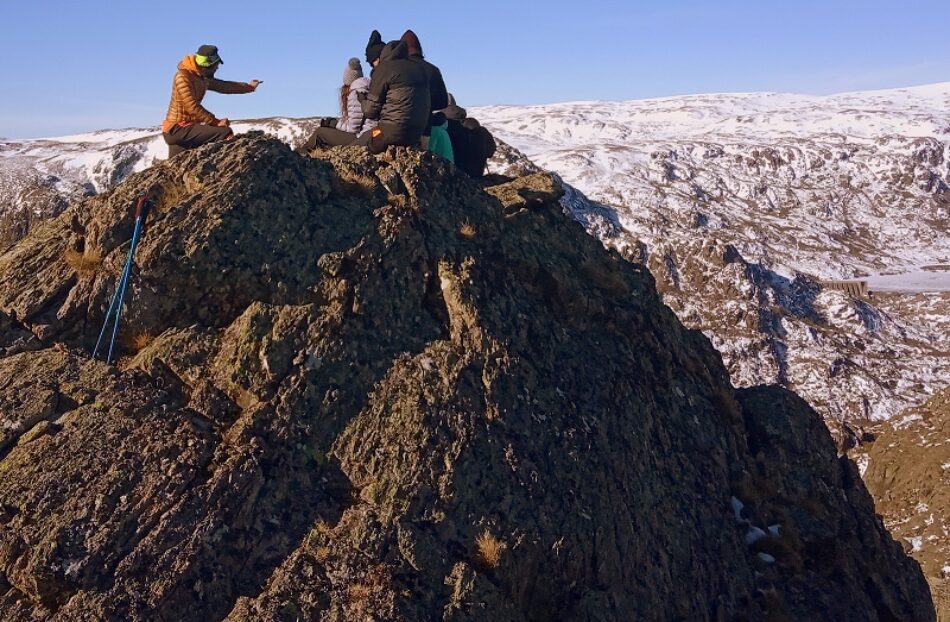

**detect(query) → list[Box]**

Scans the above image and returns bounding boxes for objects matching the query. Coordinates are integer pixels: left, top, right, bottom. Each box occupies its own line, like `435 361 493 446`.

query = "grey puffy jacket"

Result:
337 77 377 136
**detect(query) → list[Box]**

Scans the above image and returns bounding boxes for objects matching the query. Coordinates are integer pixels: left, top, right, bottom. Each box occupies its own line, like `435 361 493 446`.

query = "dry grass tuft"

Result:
459 221 477 238
387 194 408 208
475 530 506 569
347 583 372 603
331 172 379 196
313 519 332 535
303 519 334 563
131 332 154 352
64 249 102 273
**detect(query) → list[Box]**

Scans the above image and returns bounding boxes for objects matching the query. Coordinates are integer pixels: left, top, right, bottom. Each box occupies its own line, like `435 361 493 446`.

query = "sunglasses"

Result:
195 54 222 67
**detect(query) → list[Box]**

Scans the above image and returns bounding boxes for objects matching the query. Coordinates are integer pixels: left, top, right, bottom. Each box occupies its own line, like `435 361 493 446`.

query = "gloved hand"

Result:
356 90 367 102
320 117 339 128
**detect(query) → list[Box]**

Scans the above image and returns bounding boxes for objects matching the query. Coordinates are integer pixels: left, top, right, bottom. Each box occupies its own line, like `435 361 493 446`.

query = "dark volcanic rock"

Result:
0 135 934 620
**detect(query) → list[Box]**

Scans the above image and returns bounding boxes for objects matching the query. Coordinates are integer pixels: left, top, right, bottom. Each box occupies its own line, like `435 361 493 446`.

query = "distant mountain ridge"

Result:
475 83 950 427
1 85 948 428
474 82 950 279
2 84 948 617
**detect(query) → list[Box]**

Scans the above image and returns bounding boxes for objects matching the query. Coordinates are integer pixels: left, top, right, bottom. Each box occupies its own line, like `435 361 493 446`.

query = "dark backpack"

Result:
447 119 496 177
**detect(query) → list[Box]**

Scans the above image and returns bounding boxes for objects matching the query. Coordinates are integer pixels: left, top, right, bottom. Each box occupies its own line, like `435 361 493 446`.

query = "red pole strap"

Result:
134 188 155 220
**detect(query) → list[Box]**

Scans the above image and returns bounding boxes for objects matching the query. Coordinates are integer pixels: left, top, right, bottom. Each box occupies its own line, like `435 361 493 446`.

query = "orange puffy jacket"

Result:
162 55 254 132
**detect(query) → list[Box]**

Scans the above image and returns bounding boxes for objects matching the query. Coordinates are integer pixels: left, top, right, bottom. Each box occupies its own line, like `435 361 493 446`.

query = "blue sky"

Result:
2 0 949 137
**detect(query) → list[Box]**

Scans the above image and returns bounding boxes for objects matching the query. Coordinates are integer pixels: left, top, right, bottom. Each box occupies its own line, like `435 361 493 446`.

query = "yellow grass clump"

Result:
347 583 372 603
130 332 154 352
475 529 506 568
64 249 102 273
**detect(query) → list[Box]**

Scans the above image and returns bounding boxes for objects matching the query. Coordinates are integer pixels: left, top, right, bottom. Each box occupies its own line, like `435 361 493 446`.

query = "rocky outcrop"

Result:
0 135 934 620
856 387 950 620
0 119 322 250
0 166 83 252
6 104 948 428
629 235 950 432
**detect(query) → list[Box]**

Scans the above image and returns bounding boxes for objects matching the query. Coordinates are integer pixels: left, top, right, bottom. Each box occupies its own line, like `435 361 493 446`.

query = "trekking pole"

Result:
92 190 153 363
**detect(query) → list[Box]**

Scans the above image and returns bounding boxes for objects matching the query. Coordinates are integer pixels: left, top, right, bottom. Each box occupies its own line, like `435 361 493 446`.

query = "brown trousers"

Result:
296 127 358 154
163 124 232 158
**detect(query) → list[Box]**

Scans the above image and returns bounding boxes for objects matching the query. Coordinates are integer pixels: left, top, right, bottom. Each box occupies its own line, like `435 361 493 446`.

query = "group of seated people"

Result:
161 32 497 178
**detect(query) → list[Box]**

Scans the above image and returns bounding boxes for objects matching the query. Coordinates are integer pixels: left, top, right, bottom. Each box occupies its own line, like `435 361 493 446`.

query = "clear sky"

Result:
2 0 949 138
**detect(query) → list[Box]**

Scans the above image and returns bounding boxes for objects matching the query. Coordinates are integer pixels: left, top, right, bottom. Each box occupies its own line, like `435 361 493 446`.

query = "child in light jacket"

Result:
297 58 377 153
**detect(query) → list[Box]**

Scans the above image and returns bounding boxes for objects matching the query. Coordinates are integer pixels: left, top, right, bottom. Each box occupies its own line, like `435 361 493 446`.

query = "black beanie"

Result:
365 30 385 64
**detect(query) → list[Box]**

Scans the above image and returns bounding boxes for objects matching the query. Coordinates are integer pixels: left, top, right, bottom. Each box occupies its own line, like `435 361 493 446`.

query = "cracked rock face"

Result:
0 135 935 620
853 387 950 620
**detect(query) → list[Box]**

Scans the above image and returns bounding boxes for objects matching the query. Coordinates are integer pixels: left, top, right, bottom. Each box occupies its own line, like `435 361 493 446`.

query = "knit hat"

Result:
343 58 363 85
442 93 467 121
400 30 423 57
365 30 385 64
195 44 223 66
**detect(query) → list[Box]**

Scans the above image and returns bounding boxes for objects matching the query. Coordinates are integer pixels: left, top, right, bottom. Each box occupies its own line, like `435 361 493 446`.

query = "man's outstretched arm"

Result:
208 78 262 94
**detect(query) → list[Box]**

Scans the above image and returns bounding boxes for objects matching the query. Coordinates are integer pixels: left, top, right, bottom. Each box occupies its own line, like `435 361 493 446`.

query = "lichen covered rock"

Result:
0 135 934 620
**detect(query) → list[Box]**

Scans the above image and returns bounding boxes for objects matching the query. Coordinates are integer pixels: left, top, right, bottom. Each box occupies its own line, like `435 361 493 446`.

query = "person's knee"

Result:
307 129 326 148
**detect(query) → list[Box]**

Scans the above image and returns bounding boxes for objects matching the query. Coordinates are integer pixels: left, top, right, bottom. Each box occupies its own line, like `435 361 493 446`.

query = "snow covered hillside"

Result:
475 84 950 427
474 84 950 279
1 83 948 427
0 119 319 248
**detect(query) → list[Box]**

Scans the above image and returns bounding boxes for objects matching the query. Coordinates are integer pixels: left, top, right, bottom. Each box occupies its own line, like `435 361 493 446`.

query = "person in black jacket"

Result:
355 39 430 153
441 94 497 177
400 30 448 114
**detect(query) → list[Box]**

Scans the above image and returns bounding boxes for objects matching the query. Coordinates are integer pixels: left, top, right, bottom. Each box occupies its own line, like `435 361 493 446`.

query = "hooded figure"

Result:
397 30 452 160
356 40 430 153
162 44 261 158
399 30 449 115
448 117 496 177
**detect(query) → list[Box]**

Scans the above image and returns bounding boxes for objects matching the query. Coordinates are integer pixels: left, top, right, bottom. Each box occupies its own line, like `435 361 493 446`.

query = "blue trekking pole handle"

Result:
105 217 145 363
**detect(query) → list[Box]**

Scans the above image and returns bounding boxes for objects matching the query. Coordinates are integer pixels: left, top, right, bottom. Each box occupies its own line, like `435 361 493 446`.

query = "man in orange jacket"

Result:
162 45 262 158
